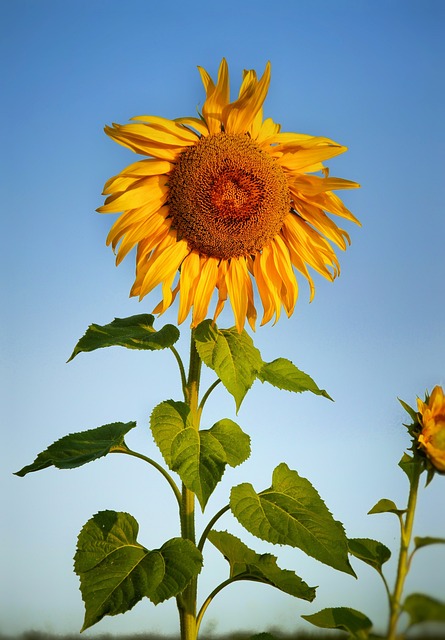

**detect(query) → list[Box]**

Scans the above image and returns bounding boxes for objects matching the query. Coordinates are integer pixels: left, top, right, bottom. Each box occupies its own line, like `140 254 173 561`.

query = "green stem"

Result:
386 464 421 640
196 575 260 637
111 448 182 509
197 504 231 553
170 345 187 397
199 379 222 413
178 329 202 640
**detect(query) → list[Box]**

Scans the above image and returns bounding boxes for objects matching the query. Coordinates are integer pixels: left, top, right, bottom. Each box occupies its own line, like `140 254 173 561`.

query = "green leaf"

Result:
170 427 226 509
68 314 179 361
367 498 405 517
171 420 251 509
14 422 136 476
414 536 445 550
403 593 445 626
302 607 373 639
230 463 355 575
258 358 332 400
194 320 262 411
150 400 192 468
208 530 316 602
348 538 391 572
208 419 251 467
74 511 202 631
151 405 251 509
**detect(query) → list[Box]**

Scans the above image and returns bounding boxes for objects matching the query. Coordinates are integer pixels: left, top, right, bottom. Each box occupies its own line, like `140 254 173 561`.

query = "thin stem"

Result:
196 575 260 637
378 569 392 606
199 379 222 413
386 465 422 640
197 504 231 553
170 345 187 398
111 448 182 509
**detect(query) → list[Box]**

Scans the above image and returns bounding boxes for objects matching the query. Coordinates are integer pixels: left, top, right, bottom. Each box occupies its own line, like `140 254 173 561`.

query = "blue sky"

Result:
2 0 444 637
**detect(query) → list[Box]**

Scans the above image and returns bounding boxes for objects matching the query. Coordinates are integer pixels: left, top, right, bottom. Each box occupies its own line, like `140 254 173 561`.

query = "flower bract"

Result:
417 385 445 472
99 59 360 331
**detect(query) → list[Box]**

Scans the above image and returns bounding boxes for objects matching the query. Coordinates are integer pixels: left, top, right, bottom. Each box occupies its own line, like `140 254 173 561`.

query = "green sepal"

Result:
194 320 262 411
68 314 179 361
403 593 445 626
74 510 202 631
302 607 373 639
367 498 406 517
230 463 355 576
14 421 136 476
258 357 332 400
348 538 391 572
398 453 423 486
151 402 251 509
414 536 445 550
398 397 419 423
208 530 316 602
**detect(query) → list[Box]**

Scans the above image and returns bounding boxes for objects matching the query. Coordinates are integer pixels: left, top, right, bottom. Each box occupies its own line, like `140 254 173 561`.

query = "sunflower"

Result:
99 59 360 332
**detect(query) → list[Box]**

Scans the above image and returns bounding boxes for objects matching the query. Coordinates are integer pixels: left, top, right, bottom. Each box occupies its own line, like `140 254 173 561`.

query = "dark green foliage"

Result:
14 422 136 476
74 511 202 631
68 314 180 361
230 464 354 576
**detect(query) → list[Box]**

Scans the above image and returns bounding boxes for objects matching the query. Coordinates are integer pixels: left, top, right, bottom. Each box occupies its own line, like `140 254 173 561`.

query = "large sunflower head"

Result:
99 59 360 331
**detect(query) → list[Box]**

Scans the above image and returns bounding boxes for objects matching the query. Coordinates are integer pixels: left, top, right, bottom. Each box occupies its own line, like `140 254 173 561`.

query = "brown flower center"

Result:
168 133 290 260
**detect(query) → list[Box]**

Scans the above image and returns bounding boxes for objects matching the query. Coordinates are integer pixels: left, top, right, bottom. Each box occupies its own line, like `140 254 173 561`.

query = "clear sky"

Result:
1 0 444 637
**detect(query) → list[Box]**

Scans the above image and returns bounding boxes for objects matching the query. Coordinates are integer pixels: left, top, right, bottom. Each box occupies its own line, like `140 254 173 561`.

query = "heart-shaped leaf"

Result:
74 511 202 631
348 538 391 572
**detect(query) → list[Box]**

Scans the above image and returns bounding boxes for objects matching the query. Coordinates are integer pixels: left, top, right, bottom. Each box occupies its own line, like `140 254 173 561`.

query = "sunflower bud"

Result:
416 385 445 473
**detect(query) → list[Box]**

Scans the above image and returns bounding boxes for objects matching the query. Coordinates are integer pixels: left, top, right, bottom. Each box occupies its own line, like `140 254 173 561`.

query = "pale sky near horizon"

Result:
1 0 445 637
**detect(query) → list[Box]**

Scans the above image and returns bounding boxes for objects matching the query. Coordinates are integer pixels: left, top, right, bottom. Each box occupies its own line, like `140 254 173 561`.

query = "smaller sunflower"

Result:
99 59 360 331
417 386 445 472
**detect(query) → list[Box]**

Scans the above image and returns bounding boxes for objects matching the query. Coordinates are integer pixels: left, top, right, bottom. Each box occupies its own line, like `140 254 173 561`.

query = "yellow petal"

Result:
175 117 210 137
223 62 271 134
274 140 347 172
114 208 170 265
129 115 200 143
138 234 188 299
255 117 281 144
191 257 219 327
213 260 229 324
177 251 201 325
199 58 230 135
98 176 168 213
253 246 281 325
270 236 298 315
226 257 250 332
105 124 186 161
290 190 350 250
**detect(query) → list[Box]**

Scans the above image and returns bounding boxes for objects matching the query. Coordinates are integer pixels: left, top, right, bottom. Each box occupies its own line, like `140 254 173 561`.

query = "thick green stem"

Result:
386 465 421 640
178 330 202 640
